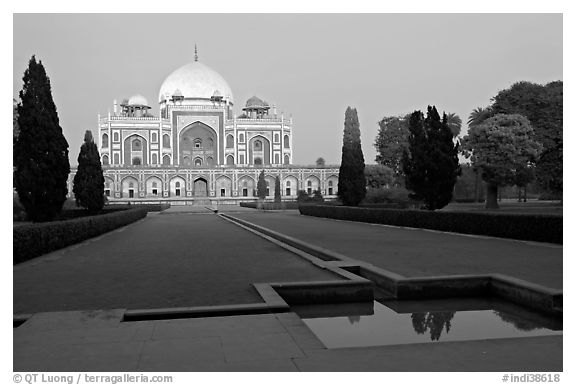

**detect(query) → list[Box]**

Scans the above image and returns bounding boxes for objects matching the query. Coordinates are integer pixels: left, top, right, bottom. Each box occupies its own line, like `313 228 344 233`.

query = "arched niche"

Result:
179 122 217 167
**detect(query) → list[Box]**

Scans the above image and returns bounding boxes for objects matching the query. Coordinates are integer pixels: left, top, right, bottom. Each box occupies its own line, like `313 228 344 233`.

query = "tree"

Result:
453 163 485 202
274 175 281 203
73 130 105 213
256 170 267 200
14 56 70 222
364 164 395 189
513 165 534 203
461 113 542 209
338 107 366 206
466 106 495 202
402 106 461 210
445 113 462 137
411 312 455 341
13 98 19 145
316 157 325 167
374 115 410 179
467 106 494 128
491 81 562 195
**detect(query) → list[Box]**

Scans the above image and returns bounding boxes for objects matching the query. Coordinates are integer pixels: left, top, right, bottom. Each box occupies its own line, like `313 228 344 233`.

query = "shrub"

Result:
312 190 324 202
13 208 147 264
105 203 170 212
299 205 561 244
297 190 310 203
239 201 300 210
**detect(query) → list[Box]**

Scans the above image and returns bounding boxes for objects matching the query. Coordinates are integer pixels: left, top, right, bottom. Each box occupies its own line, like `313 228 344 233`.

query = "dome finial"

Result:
194 44 198 62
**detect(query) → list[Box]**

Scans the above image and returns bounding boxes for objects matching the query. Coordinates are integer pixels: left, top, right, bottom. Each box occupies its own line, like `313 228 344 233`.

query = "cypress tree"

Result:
338 107 366 206
14 56 70 222
73 130 105 213
402 106 460 210
257 170 267 200
274 176 281 203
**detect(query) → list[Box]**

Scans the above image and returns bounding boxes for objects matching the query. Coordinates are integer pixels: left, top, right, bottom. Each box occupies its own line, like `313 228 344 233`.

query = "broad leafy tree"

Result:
461 113 542 209
491 81 562 195
364 164 395 189
402 106 461 210
274 175 281 203
73 130 105 213
14 56 70 222
256 170 267 200
338 107 366 206
374 115 410 179
514 165 535 203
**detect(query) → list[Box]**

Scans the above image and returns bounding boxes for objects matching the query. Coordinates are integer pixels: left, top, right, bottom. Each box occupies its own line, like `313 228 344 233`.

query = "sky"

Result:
13 13 562 166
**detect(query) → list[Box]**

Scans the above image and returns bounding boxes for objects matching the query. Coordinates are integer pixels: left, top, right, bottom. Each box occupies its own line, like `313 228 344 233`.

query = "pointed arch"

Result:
123 134 148 166
248 135 271 165
216 175 232 197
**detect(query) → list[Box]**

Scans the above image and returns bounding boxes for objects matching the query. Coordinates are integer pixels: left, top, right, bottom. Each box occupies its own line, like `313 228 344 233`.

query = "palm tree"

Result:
445 113 462 137
466 107 493 203
467 107 493 127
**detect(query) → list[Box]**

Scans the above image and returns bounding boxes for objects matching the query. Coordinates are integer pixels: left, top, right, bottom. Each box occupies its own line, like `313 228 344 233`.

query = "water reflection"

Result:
493 310 540 332
347 315 361 325
410 312 455 341
294 299 562 349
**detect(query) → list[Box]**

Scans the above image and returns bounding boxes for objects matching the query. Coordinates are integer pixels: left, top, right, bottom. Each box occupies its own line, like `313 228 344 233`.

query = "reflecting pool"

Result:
292 298 562 348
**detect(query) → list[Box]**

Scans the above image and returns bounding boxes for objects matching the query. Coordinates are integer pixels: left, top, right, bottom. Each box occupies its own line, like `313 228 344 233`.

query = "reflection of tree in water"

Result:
347 315 361 325
493 310 539 331
411 312 455 341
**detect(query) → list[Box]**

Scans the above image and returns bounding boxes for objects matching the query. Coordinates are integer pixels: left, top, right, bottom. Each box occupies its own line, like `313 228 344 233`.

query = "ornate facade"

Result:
68 52 339 204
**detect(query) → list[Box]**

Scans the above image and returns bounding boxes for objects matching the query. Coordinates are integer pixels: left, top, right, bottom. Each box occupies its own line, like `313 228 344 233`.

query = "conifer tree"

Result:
338 107 366 206
274 176 281 203
257 170 267 200
402 106 460 210
14 56 70 222
73 130 105 213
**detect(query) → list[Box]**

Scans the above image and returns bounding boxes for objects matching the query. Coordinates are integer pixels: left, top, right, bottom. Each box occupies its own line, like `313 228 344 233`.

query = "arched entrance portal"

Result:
193 178 208 197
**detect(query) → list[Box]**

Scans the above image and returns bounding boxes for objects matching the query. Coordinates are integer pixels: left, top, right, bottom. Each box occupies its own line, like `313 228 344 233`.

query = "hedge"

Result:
239 201 301 210
299 205 562 244
13 208 147 264
104 203 170 212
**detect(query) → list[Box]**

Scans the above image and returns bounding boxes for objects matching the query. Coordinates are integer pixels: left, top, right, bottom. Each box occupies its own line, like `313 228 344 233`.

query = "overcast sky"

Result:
13 13 562 166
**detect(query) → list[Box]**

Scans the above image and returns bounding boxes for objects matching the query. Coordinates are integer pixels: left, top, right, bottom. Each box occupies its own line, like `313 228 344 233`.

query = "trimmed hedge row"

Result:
239 201 301 210
13 208 147 264
299 205 562 244
105 203 170 212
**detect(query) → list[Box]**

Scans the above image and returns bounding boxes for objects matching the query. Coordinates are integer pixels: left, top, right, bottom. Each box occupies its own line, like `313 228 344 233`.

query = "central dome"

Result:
158 61 234 104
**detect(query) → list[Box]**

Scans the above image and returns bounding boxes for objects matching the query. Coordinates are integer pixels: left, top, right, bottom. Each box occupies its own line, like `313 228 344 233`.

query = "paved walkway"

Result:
14 211 340 314
13 206 563 371
13 310 561 371
229 211 562 289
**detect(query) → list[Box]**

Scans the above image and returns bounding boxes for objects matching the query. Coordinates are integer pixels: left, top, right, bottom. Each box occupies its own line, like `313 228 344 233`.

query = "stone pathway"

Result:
230 211 562 289
13 206 563 371
14 212 340 314
13 310 561 372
